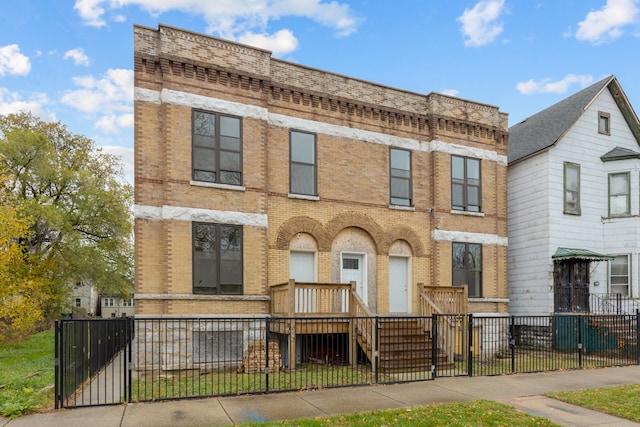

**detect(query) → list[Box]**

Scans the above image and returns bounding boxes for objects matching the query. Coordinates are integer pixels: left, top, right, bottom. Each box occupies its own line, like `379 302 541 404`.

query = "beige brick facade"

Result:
134 24 509 317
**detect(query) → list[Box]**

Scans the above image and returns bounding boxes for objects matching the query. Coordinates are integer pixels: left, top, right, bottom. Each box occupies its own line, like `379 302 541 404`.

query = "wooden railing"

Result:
418 284 468 364
270 280 352 317
418 284 468 316
350 289 377 372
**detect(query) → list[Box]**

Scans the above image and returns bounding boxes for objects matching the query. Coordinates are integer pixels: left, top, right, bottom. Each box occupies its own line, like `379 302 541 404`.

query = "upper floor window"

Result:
563 162 581 215
451 156 481 212
390 148 412 206
104 298 114 307
452 242 482 298
610 255 629 296
75 298 82 308
192 110 242 185
193 222 243 295
608 172 630 216
598 111 610 135
290 130 317 196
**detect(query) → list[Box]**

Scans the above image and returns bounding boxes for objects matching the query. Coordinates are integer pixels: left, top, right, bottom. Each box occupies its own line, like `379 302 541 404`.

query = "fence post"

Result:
431 314 438 380
374 317 379 384
636 309 640 365
127 317 133 403
509 316 515 374
616 293 621 314
577 315 583 369
467 314 473 377
265 317 270 394
54 320 61 409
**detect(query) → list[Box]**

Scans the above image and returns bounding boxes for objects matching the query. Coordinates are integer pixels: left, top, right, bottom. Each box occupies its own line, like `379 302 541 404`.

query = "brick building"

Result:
133 24 509 321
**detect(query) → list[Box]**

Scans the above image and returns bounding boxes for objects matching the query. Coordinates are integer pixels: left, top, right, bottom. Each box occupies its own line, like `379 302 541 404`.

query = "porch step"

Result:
377 318 453 373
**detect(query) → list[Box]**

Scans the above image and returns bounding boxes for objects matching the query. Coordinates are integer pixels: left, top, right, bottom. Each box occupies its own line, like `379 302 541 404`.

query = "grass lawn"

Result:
548 384 640 423
236 400 561 427
0 328 56 419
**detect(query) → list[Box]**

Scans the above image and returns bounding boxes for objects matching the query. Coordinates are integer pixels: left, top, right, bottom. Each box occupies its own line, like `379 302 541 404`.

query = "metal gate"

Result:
55 318 132 408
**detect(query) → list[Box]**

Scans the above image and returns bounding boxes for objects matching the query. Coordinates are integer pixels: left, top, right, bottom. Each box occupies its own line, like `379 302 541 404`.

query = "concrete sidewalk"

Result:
3 366 640 427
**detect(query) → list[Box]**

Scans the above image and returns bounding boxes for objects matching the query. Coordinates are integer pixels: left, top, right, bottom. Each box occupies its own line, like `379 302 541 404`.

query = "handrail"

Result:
349 283 376 370
418 283 468 364
418 284 468 316
590 293 640 315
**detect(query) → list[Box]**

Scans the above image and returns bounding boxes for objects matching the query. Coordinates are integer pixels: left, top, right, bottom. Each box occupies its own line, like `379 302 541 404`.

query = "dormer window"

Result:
598 111 610 135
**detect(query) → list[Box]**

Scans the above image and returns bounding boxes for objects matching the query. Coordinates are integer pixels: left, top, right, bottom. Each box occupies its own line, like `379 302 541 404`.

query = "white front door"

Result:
389 256 409 313
341 253 367 305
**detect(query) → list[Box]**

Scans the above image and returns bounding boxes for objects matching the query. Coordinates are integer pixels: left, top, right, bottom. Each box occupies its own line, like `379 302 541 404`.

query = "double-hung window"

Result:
598 111 610 135
610 255 629 296
452 242 482 298
192 110 242 185
390 148 412 206
290 130 317 196
451 156 481 212
563 162 581 214
193 222 243 295
608 172 630 216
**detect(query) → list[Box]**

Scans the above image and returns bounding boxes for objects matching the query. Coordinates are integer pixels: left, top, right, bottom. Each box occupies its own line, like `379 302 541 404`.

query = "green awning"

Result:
552 247 615 262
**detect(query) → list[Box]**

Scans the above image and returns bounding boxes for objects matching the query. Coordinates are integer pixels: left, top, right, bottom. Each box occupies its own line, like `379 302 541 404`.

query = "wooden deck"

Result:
269 280 468 371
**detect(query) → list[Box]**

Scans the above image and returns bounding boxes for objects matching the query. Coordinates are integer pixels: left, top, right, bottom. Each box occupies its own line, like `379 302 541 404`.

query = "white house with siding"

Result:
508 75 640 316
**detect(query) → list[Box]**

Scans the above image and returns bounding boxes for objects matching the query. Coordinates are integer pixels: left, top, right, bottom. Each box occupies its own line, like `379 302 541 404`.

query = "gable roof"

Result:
508 75 640 164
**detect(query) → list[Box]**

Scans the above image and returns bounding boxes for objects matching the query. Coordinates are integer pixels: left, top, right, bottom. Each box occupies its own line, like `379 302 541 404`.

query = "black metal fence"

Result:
55 313 639 408
55 317 132 408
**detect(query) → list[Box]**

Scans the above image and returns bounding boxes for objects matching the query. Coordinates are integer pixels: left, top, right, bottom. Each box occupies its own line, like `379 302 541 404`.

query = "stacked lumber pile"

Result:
239 341 282 373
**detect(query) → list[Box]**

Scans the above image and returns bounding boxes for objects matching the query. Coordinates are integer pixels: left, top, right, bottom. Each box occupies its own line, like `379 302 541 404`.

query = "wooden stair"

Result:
356 318 454 374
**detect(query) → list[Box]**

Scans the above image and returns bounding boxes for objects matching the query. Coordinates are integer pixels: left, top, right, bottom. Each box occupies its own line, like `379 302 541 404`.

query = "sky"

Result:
1 0 640 184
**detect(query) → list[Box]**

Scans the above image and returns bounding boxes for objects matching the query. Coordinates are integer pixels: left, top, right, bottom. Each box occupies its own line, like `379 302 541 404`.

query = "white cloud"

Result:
0 44 31 76
64 48 91 66
61 68 133 134
516 75 594 95
441 89 460 97
457 0 506 47
237 29 299 55
0 88 55 120
575 0 639 44
95 113 134 134
74 0 106 27
74 0 360 49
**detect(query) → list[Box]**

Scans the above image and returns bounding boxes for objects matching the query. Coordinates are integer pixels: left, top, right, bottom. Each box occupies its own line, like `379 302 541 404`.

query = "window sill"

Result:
288 193 320 201
602 214 636 220
450 210 484 217
190 180 246 192
388 204 415 211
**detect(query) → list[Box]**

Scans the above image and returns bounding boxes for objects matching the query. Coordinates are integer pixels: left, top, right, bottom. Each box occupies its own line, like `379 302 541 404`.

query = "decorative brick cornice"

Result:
134 50 507 145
